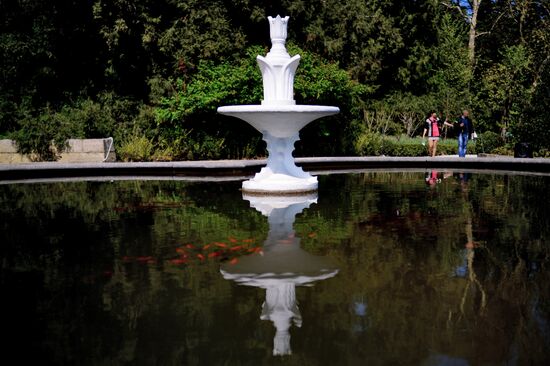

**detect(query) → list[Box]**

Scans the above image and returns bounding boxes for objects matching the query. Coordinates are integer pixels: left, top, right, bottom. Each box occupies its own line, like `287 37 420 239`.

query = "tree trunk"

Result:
468 0 481 65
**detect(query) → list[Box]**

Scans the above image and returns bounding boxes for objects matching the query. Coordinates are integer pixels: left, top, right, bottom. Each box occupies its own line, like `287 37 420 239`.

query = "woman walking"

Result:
422 112 452 157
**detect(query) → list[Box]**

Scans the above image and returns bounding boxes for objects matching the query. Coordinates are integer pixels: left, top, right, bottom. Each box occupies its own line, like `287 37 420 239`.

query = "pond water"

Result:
1 172 549 365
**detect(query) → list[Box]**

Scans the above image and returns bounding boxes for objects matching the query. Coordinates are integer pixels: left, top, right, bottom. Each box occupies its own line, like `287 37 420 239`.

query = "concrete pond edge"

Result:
1 156 549 183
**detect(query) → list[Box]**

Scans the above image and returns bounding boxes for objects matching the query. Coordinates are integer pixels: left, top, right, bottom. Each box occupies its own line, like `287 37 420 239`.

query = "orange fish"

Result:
136 256 153 262
229 237 238 243
203 244 211 250
215 242 227 248
242 238 255 243
229 258 239 265
170 258 187 265
197 253 205 261
185 244 194 249
308 232 317 238
208 252 221 258
176 248 186 254
230 245 243 251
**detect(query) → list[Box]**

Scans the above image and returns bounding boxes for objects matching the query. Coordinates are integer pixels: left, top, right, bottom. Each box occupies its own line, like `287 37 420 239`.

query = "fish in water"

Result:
136 256 154 262
169 258 187 265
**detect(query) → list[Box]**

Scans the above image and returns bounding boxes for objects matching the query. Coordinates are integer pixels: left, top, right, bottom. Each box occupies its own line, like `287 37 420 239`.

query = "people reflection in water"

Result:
425 170 440 186
456 172 471 193
351 296 369 333
425 170 454 187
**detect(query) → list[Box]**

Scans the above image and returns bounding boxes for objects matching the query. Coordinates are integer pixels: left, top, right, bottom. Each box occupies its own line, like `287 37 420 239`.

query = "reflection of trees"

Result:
0 180 274 364
296 173 550 364
1 173 549 364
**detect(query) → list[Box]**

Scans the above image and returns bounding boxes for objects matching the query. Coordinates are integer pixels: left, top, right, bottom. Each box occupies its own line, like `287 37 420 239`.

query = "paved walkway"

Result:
1 156 549 182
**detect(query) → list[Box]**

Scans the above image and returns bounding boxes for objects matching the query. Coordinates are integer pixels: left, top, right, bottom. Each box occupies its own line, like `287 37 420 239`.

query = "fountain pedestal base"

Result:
243 132 317 194
243 172 317 194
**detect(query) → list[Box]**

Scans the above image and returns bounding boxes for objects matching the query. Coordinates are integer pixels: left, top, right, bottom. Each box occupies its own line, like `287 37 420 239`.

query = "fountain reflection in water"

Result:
221 193 339 355
219 14 339 355
218 15 339 194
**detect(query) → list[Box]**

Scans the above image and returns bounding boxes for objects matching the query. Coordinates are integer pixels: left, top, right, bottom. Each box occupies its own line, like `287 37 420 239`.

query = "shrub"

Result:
156 44 371 158
534 148 550 158
355 134 462 157
11 105 85 161
118 130 230 162
354 132 383 156
474 131 504 154
383 139 427 156
9 92 153 161
490 145 514 156
118 135 155 162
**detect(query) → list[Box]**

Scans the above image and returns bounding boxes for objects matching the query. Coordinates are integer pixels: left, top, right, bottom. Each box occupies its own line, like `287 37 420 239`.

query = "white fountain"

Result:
217 15 339 194
221 193 339 356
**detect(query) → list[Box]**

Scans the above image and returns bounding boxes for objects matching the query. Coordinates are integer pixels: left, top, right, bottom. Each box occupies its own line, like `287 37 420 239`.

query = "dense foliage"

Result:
1 0 549 160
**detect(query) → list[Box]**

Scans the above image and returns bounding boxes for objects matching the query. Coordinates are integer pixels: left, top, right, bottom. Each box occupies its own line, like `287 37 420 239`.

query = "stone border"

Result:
0 156 549 182
296 156 550 173
0 138 115 163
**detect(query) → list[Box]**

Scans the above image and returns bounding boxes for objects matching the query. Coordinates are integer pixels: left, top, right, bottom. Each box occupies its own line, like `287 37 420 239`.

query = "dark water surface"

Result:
1 172 549 365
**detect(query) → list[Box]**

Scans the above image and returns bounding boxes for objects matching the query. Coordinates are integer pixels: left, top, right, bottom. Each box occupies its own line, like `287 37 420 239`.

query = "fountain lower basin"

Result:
218 105 339 194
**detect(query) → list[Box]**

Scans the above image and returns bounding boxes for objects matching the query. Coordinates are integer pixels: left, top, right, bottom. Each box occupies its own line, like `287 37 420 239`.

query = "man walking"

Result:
455 110 475 157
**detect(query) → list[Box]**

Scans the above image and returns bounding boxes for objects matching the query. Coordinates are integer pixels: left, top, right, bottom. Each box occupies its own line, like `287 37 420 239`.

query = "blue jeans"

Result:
458 133 469 157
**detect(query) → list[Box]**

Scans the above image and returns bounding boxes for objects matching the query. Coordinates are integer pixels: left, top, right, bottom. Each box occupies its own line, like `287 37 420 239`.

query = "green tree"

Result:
1 0 549 158
428 13 472 118
479 45 533 137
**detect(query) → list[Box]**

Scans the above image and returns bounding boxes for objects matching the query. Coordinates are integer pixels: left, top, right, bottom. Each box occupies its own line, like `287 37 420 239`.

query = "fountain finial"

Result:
268 15 288 42
257 15 300 105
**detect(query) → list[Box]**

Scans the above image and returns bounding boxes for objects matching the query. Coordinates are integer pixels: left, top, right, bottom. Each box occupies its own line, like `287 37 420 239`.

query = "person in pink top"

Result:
422 111 452 157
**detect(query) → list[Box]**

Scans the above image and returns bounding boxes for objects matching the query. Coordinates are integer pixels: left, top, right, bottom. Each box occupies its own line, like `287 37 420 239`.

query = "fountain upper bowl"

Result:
217 104 339 138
